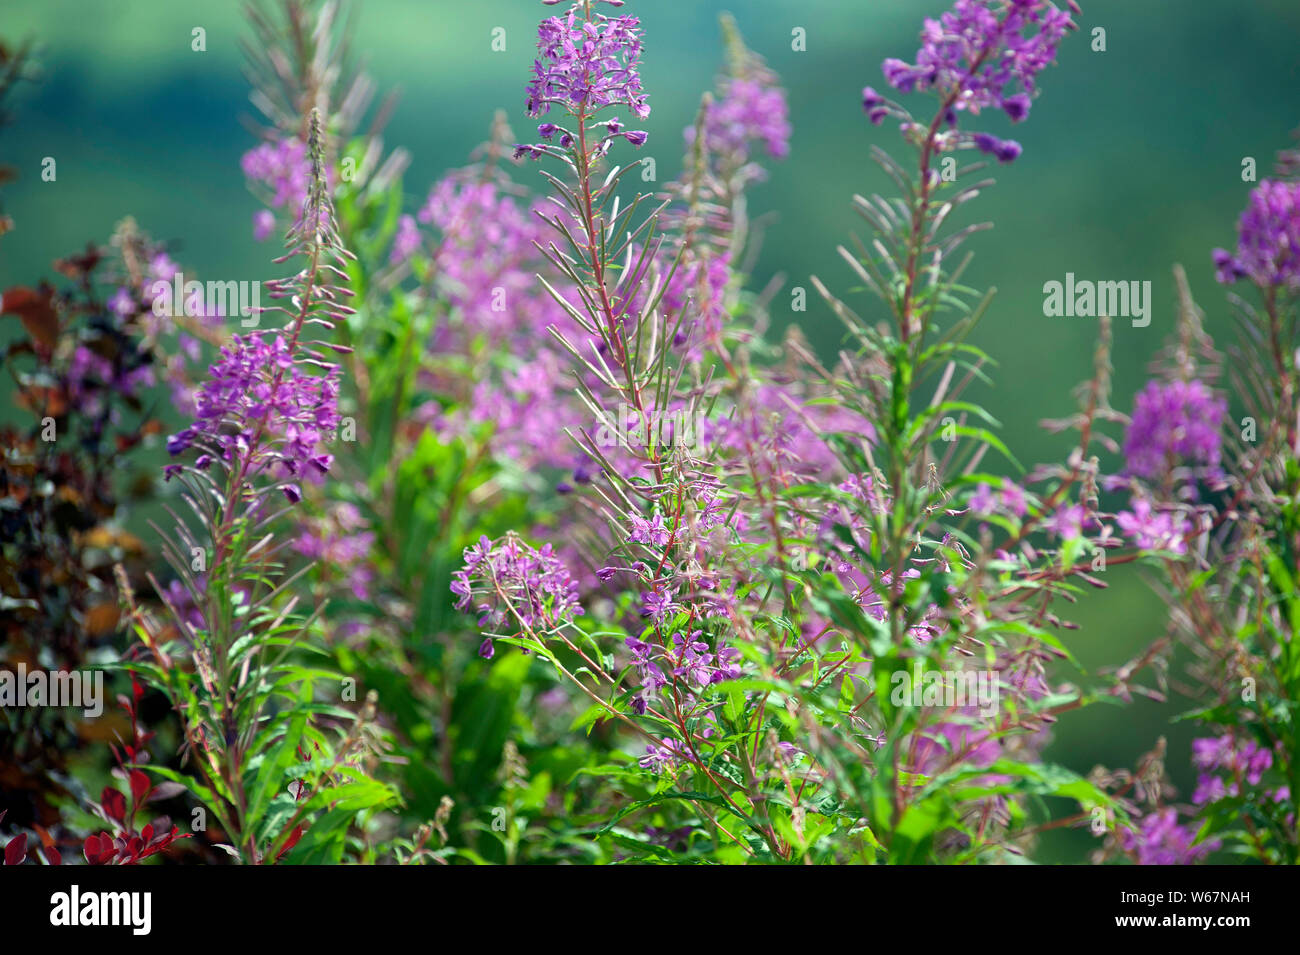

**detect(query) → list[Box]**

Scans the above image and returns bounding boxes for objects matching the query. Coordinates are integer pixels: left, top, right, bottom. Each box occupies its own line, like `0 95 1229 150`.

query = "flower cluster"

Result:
166 332 342 500
524 4 649 137
66 343 155 419
968 479 1029 517
1115 498 1191 553
294 502 376 600
625 632 742 707
412 172 593 472
663 252 733 359
451 533 584 654
708 382 873 487
911 718 1002 775
1119 808 1219 865
417 177 561 343
1121 378 1226 481
638 738 688 772
864 0 1078 162
388 214 422 265
684 74 791 168
1213 178 1300 288
1190 734 1276 804
241 137 313 240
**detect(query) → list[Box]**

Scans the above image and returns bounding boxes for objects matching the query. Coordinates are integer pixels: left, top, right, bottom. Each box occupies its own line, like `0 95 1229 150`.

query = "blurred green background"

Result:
3 0 1298 861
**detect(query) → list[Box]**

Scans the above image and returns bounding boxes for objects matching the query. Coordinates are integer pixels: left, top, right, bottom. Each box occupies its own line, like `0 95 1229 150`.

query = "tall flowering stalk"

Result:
119 109 396 864
799 0 1167 860
1120 151 1300 864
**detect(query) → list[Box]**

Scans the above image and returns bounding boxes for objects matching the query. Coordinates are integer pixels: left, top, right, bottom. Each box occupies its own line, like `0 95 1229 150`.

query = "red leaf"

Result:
1 285 60 351
129 770 151 806
43 846 62 866
275 824 305 862
33 823 54 849
83 833 104 864
84 832 118 865
4 833 27 866
101 786 126 822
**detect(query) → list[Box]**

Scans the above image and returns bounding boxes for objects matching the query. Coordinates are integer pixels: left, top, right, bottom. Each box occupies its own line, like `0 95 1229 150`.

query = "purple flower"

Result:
146 252 179 288
242 137 311 210
862 85 888 125
638 739 686 772
108 286 136 317
662 251 733 358
1245 742 1274 784
389 214 422 265
628 512 671 548
969 482 997 514
1000 481 1027 517
165 332 341 486
416 176 568 346
668 631 714 686
1001 92 1031 122
451 532 584 633
875 0 1077 160
1116 498 1191 554
1045 503 1087 539
253 209 276 242
1188 733 1276 809
1191 734 1235 772
712 644 743 682
625 636 669 699
887 0 1075 114
293 503 376 599
972 132 1022 163
1120 808 1219 865
641 588 679 624
1123 379 1226 480
525 6 650 126
1193 773 1231 805
1213 179 1300 288
911 719 1001 775
684 73 791 166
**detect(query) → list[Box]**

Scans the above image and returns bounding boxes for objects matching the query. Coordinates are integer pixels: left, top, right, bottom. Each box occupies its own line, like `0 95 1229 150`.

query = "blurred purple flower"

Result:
389 214 422 265
1116 498 1191 553
1123 379 1226 481
1120 808 1219 865
1213 179 1300 288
